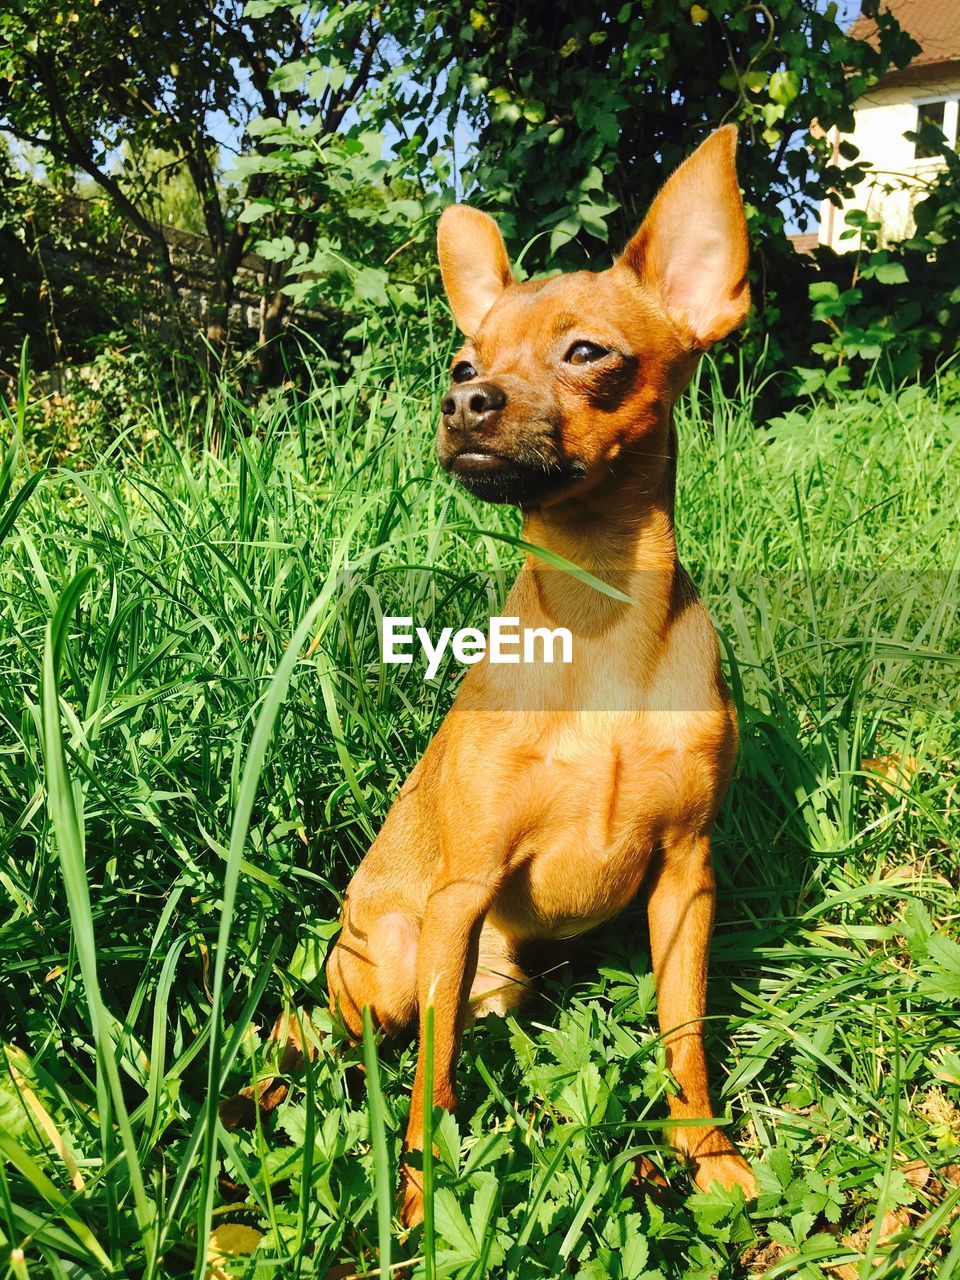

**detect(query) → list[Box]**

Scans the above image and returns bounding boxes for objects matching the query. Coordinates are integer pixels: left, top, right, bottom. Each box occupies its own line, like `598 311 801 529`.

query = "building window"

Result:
915 100 947 158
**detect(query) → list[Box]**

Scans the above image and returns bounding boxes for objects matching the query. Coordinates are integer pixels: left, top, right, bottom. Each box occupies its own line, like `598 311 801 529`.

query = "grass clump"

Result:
0 343 958 1278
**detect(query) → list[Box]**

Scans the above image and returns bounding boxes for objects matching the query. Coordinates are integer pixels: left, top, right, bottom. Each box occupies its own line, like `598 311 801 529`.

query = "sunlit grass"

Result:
0 340 958 1278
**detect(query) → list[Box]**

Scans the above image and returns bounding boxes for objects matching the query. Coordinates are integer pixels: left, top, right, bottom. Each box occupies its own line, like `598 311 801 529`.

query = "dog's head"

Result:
436 127 750 507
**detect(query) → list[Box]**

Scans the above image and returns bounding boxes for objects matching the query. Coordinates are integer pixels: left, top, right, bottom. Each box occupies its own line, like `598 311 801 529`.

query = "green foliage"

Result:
117 146 209 237
228 2 453 362
234 113 442 351
406 0 917 372
0 0 264 235
242 0 928 392
0 333 958 1275
0 0 404 369
797 132 960 394
0 146 58 375
9 0 960 397
21 337 183 465
0 148 181 379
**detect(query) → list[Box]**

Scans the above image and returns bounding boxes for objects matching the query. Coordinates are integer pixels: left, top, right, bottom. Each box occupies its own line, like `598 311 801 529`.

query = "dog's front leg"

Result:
399 874 492 1227
646 832 755 1197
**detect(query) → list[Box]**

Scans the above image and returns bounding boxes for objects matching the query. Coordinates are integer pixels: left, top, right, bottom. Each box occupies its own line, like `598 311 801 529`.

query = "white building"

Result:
819 2 960 250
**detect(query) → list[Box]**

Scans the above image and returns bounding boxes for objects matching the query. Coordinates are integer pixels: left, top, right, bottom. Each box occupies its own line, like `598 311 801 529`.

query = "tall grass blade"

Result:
0 1134 111 1270
422 1003 436 1280
469 528 637 604
362 1007 392 1280
194 588 330 1278
40 570 155 1265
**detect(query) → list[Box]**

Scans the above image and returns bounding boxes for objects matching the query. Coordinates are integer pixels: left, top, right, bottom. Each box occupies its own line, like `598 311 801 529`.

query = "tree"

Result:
0 0 391 372
0 1 924 389
407 1 918 371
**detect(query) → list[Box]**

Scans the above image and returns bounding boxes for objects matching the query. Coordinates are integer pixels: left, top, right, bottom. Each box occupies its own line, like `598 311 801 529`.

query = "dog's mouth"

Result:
444 447 588 507
449 449 513 477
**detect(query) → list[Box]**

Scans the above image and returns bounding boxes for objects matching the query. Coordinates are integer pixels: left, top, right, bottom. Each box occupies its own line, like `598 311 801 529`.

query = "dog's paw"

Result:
692 1152 757 1199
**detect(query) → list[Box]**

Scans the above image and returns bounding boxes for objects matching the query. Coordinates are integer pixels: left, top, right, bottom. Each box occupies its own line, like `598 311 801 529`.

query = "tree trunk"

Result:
257 287 289 386
205 254 232 365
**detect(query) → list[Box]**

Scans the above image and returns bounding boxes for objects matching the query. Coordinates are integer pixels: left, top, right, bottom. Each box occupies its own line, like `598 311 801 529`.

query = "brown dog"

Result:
327 126 755 1225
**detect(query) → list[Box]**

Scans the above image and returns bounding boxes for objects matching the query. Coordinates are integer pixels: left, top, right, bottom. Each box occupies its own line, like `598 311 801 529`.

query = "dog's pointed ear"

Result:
438 205 513 336
620 126 750 349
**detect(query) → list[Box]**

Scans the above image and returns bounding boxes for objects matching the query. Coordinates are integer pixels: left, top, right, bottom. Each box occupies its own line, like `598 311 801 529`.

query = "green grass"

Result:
0 338 959 1279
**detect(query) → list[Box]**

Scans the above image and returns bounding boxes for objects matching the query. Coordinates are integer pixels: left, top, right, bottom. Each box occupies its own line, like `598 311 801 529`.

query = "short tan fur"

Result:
327 125 756 1225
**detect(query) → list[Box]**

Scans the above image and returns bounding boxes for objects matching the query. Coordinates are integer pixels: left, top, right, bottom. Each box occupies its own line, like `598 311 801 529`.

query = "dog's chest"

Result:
448 711 718 939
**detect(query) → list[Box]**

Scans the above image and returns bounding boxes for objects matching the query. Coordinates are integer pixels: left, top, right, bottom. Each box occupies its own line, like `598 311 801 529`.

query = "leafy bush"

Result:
231 1 920 387
0 154 181 379
21 338 182 464
234 110 444 366
402 0 917 378
798 133 960 395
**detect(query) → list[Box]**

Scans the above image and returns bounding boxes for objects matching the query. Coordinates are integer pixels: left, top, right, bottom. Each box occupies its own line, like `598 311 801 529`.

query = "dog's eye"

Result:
564 341 609 365
451 360 477 383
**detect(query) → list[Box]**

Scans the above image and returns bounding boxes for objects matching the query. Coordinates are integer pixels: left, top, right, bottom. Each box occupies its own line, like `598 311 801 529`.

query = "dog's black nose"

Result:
441 381 507 434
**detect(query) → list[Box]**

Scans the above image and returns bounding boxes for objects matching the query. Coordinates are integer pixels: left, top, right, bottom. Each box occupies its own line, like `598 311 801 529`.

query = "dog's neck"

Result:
520 425 678 636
